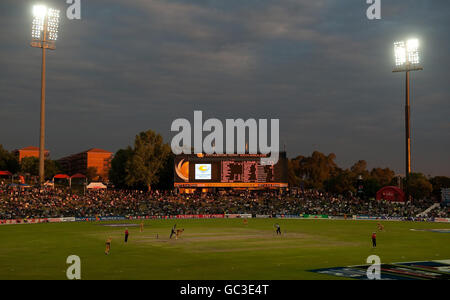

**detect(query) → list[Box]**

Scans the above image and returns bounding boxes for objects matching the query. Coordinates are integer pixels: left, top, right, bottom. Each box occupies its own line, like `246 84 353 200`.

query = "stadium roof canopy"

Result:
53 174 70 179
87 182 107 189
71 173 86 179
376 186 405 202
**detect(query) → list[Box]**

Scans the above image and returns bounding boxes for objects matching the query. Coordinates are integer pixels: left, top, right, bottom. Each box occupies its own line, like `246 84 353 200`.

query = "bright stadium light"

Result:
32 5 60 43
32 5 46 40
33 5 47 18
406 38 420 65
46 8 60 41
31 4 61 185
392 38 423 202
393 38 422 71
394 41 406 66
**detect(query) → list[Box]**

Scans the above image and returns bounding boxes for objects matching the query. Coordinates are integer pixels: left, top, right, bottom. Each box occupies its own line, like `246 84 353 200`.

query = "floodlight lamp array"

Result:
47 9 60 41
31 6 60 41
394 39 420 67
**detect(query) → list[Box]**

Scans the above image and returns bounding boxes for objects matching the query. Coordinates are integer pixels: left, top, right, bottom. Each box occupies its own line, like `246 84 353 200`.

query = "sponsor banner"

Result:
75 216 126 222
129 216 165 220
352 215 407 221
309 260 450 280
309 266 368 279
353 264 450 280
309 266 408 280
226 214 252 219
129 216 170 220
1 219 14 225
434 218 450 223
275 214 328 219
406 217 432 222
125 214 226 220
301 214 329 219
176 214 225 219
396 261 450 274
47 218 62 223
0 217 75 225
381 217 404 221
61 217 75 222
255 215 271 218
410 228 450 233
329 216 346 220
75 217 95 222
0 218 48 225
352 215 419 221
101 216 127 221
353 215 381 220
276 214 303 219
360 216 403 221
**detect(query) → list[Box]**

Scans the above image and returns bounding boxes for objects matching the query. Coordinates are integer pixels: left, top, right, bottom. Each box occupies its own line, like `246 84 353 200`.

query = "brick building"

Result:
14 146 49 162
57 148 113 181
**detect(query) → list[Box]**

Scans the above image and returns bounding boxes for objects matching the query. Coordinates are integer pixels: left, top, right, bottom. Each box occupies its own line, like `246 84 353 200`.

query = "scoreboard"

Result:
174 153 288 189
221 161 275 183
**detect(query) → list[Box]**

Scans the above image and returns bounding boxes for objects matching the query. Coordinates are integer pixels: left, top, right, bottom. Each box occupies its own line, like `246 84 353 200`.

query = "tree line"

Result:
108 130 173 190
1 132 449 200
288 151 449 200
106 130 449 200
0 145 99 182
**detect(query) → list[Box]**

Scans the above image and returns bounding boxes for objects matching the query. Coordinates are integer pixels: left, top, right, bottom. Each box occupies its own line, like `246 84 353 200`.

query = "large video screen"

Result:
174 153 288 188
195 164 212 180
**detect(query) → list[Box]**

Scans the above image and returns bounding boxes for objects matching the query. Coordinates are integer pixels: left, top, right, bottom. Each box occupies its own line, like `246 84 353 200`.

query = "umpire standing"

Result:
125 228 129 243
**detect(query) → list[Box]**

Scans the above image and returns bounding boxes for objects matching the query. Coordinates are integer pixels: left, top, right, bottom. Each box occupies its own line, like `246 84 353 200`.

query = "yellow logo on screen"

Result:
198 165 209 171
175 159 189 181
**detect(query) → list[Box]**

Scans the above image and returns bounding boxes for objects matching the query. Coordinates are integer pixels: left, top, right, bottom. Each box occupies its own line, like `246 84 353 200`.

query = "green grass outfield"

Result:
0 218 449 279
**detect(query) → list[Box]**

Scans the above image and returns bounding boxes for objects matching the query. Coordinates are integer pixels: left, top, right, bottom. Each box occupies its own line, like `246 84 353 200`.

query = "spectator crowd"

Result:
0 182 448 220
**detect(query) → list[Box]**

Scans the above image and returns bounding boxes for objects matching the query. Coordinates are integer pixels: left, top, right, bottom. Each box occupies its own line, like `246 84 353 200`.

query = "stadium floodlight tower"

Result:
31 5 60 185
393 38 423 201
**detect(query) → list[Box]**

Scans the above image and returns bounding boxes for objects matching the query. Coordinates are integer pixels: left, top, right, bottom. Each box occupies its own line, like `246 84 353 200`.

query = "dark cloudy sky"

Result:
0 0 449 176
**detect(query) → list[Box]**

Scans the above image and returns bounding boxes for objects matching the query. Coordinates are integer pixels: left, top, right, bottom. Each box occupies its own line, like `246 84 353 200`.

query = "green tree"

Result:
20 157 60 179
44 159 61 179
125 130 171 190
370 167 395 187
290 151 338 189
429 176 450 199
109 147 134 188
154 152 175 190
408 173 432 200
20 157 39 176
324 169 356 195
287 159 301 187
350 160 369 179
363 178 382 198
86 167 99 182
0 145 19 173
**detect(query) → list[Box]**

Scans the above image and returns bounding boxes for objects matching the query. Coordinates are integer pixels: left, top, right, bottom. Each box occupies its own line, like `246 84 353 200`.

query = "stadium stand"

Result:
0 182 448 220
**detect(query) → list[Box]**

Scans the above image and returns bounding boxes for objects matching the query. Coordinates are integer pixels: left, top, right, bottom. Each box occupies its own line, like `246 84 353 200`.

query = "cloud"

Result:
0 0 449 175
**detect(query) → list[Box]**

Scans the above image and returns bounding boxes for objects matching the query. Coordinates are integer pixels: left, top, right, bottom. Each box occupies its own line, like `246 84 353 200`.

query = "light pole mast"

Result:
404 71 411 201
39 16 47 185
393 39 422 201
31 5 60 185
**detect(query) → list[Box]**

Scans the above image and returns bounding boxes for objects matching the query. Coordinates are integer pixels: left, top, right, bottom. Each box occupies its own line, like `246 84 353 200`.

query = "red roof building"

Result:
14 146 49 162
57 148 113 181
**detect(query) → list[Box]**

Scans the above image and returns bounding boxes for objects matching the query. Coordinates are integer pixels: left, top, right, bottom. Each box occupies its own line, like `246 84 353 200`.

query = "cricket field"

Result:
0 219 449 279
